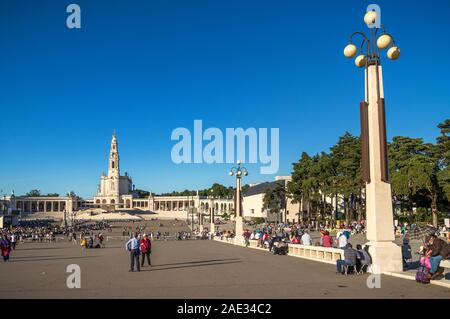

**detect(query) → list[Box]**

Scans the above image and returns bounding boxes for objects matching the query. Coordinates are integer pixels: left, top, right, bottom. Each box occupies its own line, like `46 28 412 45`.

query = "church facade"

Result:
92 132 134 210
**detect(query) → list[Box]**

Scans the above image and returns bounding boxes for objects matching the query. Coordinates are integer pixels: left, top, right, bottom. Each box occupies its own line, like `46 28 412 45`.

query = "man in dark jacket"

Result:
336 243 358 274
426 234 450 279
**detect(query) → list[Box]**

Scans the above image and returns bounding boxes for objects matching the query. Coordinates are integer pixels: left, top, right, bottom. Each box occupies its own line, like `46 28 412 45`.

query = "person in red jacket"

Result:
140 234 152 267
0 235 12 262
321 230 333 248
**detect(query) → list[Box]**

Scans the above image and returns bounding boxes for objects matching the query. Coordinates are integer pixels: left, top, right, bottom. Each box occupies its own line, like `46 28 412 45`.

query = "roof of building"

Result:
244 180 286 197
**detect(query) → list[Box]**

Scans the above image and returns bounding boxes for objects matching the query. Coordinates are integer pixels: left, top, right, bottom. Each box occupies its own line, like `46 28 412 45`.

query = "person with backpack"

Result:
140 234 152 267
416 246 432 284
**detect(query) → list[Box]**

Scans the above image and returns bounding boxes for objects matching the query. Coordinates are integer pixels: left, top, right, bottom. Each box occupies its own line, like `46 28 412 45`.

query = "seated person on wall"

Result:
301 230 312 246
425 234 450 280
320 230 333 248
355 244 372 272
401 238 412 268
290 234 300 244
336 243 358 274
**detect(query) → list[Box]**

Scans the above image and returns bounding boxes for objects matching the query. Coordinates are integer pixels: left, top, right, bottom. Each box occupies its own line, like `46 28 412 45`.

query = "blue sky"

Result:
0 0 449 198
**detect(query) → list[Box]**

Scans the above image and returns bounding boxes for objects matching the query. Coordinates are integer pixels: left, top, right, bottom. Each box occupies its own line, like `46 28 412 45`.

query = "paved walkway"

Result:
0 240 448 298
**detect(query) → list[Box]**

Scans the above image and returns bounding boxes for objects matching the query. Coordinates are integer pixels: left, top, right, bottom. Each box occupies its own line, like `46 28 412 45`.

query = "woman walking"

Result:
0 235 12 262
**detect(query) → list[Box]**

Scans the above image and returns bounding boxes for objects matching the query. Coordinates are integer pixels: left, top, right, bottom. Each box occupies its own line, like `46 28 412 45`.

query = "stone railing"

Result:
213 237 344 264
287 244 344 265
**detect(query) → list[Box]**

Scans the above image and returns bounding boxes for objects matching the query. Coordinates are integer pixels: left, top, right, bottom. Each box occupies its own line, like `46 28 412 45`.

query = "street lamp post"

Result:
209 189 215 234
229 160 248 245
343 7 402 273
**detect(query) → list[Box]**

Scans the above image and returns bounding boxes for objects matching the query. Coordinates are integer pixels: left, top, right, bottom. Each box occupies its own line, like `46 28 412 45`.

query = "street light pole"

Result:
209 189 215 234
229 160 248 245
343 7 402 273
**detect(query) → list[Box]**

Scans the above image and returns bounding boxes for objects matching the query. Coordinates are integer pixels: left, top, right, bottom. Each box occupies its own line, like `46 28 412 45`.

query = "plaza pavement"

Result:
0 239 448 298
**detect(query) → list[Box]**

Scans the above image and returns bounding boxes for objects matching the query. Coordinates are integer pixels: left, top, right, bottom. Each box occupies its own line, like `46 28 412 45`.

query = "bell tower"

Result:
108 130 120 178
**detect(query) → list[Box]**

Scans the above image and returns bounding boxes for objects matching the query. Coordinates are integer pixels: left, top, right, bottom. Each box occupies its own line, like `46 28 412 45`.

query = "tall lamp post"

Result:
209 189 215 234
229 160 248 245
343 8 402 273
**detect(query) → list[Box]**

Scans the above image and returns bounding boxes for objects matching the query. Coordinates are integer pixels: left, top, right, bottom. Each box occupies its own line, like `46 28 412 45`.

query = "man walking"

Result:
125 233 141 272
140 234 152 267
10 233 17 250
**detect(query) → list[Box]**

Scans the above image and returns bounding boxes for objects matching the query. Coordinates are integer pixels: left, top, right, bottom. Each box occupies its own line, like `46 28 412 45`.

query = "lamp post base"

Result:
365 241 403 274
234 216 245 246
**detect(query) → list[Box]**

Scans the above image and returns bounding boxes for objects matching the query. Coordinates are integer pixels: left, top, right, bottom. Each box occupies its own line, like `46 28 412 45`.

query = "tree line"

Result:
282 119 450 226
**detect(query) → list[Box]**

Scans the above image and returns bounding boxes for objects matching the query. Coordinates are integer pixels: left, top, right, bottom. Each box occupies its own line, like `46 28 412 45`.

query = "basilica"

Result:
1 133 235 219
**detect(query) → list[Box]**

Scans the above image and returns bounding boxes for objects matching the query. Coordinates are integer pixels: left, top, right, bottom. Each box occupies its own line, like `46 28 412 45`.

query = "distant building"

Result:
93 132 134 210
242 176 300 223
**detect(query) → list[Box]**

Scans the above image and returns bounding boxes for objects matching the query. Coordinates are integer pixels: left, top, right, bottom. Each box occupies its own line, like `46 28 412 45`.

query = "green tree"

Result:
134 189 151 198
262 182 285 223
25 189 41 197
330 133 362 223
46 193 60 197
437 119 450 202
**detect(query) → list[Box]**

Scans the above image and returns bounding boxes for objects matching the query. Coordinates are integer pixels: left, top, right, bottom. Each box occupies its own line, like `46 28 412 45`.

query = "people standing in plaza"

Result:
126 232 141 272
140 234 152 267
10 233 17 250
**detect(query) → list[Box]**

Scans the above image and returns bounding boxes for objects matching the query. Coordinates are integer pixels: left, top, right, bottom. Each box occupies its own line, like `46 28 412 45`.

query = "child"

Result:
401 237 412 268
418 245 432 270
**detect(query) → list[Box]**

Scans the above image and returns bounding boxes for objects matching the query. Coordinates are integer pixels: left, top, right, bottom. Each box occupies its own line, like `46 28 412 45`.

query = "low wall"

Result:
213 237 344 265
288 244 344 265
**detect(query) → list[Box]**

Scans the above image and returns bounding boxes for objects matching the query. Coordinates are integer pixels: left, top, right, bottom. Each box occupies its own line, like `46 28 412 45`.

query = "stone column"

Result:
234 177 244 245
364 64 402 273
210 201 215 234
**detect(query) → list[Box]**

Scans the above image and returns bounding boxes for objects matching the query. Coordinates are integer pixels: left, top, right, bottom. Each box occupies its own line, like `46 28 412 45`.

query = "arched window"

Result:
111 161 115 169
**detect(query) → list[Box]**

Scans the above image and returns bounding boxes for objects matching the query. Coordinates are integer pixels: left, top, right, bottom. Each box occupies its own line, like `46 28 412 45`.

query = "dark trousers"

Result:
141 251 151 266
336 260 354 273
130 249 140 271
11 242 16 250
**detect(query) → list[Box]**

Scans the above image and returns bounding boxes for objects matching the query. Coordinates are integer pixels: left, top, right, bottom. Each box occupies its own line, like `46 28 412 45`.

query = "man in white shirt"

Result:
125 233 141 272
338 232 348 249
10 234 17 250
301 231 312 246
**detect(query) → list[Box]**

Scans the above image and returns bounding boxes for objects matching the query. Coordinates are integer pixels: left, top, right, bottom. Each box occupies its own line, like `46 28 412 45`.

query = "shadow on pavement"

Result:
10 256 100 263
142 260 242 272
153 258 241 267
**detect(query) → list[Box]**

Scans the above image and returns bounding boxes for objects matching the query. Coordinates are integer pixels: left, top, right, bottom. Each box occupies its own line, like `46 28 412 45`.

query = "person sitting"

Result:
321 230 333 248
337 232 348 249
401 237 412 268
291 235 300 244
355 244 372 273
426 234 450 280
336 243 357 274
301 230 312 246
